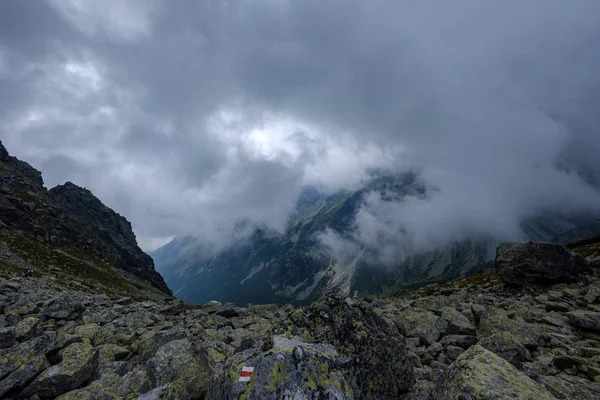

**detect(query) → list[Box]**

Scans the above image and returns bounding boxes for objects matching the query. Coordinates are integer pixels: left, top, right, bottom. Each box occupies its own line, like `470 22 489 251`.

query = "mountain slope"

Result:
0 140 172 299
153 171 593 306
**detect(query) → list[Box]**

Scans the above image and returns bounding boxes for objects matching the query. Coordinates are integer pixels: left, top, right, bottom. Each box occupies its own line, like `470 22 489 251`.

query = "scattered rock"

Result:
208 335 353 399
470 304 486 325
0 331 64 380
441 306 477 336
436 345 555 400
567 311 600 332
439 335 478 350
479 332 531 367
158 300 186 316
274 295 416 398
44 295 85 320
395 309 448 345
146 339 211 399
216 304 240 319
0 355 49 398
136 327 187 361
21 342 99 398
445 345 465 361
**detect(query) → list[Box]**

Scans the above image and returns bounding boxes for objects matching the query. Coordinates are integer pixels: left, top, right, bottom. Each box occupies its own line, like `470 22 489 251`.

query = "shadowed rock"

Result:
496 242 588 286
437 345 555 400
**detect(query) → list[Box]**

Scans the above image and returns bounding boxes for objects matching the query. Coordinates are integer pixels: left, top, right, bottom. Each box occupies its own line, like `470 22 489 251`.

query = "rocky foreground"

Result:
1 241 600 399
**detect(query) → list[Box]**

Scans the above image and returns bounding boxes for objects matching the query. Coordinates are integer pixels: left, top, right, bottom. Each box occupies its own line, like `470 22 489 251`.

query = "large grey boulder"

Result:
146 339 210 399
44 295 86 320
208 335 353 399
136 327 186 361
566 311 600 332
437 345 555 400
495 242 588 285
0 331 64 380
208 295 415 399
394 309 448 345
21 342 99 398
0 355 49 398
441 306 476 336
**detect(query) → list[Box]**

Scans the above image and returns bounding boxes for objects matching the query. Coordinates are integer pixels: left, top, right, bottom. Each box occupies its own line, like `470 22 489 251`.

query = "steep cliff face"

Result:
0 140 171 296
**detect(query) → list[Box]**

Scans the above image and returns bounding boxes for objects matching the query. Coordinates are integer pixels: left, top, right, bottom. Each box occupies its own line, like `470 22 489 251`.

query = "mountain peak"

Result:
0 141 171 296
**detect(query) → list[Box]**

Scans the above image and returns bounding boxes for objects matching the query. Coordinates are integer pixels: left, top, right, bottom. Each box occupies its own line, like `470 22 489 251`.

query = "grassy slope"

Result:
0 231 171 301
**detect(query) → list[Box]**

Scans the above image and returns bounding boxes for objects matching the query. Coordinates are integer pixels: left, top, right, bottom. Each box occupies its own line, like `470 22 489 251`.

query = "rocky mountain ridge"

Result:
0 140 171 297
1 239 600 399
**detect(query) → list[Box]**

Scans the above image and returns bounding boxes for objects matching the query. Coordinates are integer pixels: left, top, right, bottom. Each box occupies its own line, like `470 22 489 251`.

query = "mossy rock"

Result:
0 331 65 380
394 309 448 346
21 342 99 398
146 339 210 399
566 311 600 332
437 345 555 400
275 295 416 398
207 335 351 399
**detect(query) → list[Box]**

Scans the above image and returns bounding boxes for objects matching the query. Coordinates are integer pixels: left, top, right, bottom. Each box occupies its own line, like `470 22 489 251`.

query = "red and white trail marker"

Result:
238 366 254 382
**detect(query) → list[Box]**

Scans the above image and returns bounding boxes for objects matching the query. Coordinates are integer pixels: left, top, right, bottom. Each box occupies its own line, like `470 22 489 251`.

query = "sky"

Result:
1 0 600 253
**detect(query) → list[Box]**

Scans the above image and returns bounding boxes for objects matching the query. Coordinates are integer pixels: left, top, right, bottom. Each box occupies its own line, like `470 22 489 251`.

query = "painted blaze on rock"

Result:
208 295 415 399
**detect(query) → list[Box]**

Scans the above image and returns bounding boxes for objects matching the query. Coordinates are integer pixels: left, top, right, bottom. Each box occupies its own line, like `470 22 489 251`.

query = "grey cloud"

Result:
1 0 600 253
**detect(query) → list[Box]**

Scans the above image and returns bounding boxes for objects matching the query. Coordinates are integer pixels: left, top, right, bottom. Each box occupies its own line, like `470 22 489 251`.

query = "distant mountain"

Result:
0 140 172 298
152 171 595 306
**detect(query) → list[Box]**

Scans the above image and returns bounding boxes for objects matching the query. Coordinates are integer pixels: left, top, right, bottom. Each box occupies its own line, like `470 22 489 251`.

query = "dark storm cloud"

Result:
1 0 600 251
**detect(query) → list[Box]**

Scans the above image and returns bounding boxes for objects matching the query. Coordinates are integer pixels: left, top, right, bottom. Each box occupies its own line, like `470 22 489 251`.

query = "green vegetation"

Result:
569 236 600 258
0 230 157 298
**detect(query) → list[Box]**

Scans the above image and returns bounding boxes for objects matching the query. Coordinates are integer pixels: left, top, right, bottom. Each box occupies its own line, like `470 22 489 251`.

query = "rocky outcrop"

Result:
49 182 170 294
0 140 171 295
496 242 589 285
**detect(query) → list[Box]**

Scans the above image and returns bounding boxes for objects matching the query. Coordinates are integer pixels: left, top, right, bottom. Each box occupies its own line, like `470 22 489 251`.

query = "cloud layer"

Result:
1 0 600 251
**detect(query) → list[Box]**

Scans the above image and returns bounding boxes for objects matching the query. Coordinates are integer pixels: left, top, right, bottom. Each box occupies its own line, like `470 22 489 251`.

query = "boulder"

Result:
539 374 600 400
439 335 478 350
13 316 39 341
44 295 86 320
437 345 555 400
207 335 353 399
404 380 436 400
445 345 465 361
0 331 64 380
21 342 99 398
495 242 588 285
146 339 211 399
159 300 186 316
478 332 531 367
279 295 415 398
55 372 122 400
136 327 186 361
441 306 477 336
117 368 153 398
479 309 544 349
584 286 600 304
566 311 600 332
98 343 131 366
0 355 49 398
395 309 448 345
216 304 240 319
202 301 221 314
0 327 16 349
471 304 487 325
